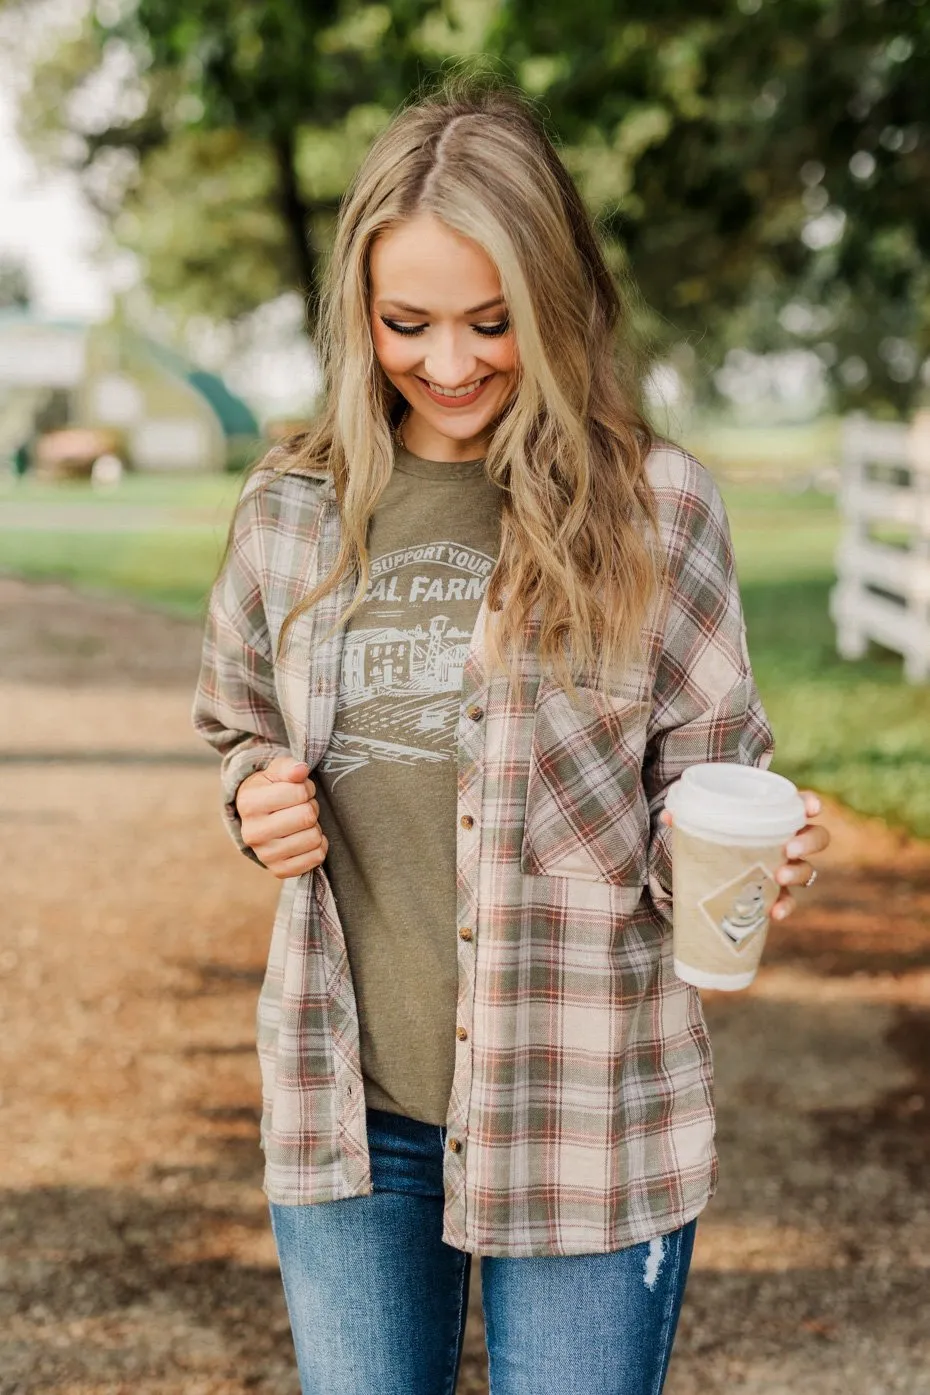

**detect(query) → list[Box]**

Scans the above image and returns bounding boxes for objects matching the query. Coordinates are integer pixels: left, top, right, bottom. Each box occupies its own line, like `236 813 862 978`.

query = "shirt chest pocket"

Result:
520 678 651 887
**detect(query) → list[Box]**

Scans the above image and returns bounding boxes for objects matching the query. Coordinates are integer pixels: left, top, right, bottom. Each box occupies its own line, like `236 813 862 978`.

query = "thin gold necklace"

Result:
393 404 411 452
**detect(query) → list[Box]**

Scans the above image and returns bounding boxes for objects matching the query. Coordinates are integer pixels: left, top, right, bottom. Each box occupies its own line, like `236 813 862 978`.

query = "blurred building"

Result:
0 309 260 473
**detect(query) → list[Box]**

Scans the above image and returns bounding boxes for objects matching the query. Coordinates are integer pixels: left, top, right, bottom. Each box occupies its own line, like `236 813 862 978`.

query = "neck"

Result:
397 407 490 462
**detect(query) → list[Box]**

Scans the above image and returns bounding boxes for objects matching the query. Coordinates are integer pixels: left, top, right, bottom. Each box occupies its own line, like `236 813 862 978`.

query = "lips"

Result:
416 374 493 408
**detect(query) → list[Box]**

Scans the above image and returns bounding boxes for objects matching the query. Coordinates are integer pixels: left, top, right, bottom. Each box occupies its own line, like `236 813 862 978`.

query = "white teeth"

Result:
426 378 486 398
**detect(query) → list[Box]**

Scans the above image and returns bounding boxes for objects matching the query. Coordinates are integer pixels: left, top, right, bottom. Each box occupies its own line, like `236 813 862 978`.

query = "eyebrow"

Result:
377 296 507 316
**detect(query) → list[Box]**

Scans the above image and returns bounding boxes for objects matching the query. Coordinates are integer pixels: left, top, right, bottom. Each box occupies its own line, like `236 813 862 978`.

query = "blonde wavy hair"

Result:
245 76 664 696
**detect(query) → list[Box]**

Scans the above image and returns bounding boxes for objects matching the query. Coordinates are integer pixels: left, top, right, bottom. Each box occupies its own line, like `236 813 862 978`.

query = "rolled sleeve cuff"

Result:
647 820 674 921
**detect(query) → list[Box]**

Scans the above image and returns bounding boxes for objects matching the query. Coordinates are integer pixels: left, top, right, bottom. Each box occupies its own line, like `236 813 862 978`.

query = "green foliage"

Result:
492 0 930 414
0 255 32 309
5 0 929 409
115 128 295 321
12 0 439 323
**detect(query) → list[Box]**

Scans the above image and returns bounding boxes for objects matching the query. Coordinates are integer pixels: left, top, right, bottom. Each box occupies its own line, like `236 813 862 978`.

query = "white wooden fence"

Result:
829 411 930 683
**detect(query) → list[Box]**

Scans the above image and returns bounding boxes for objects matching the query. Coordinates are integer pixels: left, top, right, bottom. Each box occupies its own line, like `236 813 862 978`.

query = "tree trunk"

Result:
272 128 319 334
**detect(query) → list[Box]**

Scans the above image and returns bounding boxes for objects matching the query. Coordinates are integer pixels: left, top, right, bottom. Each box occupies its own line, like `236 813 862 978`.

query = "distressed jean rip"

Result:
643 1236 665 1291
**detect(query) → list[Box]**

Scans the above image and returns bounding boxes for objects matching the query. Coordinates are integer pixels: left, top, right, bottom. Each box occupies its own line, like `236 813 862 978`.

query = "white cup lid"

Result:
664 763 807 840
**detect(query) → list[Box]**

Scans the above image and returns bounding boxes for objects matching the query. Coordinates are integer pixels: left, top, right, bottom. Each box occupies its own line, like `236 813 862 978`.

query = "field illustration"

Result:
319 541 495 784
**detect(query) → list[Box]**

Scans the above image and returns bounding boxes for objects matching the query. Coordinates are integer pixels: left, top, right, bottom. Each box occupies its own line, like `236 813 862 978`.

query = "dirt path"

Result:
1 577 928 1394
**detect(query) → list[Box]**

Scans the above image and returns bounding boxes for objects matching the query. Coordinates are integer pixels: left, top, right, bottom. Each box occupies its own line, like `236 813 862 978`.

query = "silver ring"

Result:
803 867 818 889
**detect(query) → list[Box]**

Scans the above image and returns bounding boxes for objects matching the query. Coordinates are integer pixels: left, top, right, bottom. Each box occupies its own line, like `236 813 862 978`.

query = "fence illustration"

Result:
830 411 930 683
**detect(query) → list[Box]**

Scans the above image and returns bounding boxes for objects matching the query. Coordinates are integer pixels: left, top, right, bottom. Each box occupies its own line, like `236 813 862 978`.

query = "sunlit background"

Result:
1 2 929 1393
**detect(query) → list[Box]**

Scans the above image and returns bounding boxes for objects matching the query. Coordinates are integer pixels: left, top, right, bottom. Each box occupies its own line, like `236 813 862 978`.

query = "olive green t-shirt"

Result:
315 443 503 1125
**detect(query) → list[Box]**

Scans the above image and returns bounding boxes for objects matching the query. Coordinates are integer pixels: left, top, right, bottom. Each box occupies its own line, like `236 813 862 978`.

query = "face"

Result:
369 212 519 462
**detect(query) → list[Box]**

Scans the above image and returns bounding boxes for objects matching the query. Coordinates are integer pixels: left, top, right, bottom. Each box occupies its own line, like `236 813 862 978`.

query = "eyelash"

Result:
380 316 510 338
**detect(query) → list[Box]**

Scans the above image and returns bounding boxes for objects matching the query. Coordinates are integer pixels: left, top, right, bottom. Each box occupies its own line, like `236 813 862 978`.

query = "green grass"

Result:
722 483 930 840
0 471 239 615
0 528 225 618
0 471 242 512
687 416 842 479
2 462 928 838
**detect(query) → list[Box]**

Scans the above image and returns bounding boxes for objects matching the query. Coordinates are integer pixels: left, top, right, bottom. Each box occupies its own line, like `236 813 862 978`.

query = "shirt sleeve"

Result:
191 473 293 863
641 449 776 923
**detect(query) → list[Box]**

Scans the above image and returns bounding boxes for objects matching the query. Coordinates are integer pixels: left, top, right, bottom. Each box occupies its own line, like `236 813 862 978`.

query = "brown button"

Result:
465 704 484 722
460 814 474 830
448 1137 462 1153
456 1026 468 1041
458 926 473 942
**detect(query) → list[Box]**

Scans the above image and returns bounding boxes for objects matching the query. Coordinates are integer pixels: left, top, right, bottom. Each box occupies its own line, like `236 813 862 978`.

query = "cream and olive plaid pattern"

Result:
192 444 774 1257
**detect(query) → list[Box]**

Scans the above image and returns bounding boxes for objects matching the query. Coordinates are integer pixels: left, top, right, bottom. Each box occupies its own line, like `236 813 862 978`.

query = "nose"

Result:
423 328 479 388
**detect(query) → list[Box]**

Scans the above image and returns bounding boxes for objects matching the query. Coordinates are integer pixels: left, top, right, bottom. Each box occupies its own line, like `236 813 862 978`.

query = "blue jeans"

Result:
269 1107 696 1395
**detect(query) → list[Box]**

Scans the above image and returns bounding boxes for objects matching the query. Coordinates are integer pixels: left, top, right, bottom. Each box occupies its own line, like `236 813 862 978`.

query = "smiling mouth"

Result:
416 374 494 405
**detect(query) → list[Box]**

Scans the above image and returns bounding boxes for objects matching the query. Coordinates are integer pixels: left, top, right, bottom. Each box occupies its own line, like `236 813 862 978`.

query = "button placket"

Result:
445 673 490 1244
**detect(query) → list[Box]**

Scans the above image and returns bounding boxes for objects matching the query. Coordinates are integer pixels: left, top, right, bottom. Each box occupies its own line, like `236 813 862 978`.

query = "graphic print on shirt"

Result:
319 539 495 785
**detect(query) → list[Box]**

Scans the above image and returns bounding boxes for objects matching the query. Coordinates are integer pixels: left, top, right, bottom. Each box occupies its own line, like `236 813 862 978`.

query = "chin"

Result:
428 413 495 438
416 390 510 437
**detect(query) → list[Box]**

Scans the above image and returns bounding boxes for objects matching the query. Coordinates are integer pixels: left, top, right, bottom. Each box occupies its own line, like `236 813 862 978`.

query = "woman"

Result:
192 79 829 1395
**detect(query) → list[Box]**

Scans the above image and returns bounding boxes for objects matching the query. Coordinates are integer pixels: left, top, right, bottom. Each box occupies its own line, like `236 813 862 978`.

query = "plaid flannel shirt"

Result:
191 442 774 1257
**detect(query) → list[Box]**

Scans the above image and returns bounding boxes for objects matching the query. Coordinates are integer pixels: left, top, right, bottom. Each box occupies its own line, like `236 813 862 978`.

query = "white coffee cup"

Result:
664 764 807 991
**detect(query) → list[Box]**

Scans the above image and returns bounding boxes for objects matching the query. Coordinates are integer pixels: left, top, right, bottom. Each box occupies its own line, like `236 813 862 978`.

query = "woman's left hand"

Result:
659 788 830 923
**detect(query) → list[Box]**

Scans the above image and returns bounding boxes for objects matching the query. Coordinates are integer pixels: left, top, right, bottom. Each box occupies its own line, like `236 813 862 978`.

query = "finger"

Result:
775 860 814 888
239 778 313 817
281 762 311 783
659 810 673 827
245 800 320 845
784 824 830 860
258 827 325 865
799 789 822 817
263 756 311 784
771 890 794 921
269 844 328 879
267 767 315 798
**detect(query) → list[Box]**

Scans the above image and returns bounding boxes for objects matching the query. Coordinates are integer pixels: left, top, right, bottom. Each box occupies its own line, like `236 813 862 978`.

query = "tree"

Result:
489 0 930 413
4 0 928 412
7 0 447 325
0 255 32 310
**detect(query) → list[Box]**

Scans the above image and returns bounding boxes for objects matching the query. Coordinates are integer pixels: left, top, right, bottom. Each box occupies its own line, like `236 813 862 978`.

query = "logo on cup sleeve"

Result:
698 863 778 953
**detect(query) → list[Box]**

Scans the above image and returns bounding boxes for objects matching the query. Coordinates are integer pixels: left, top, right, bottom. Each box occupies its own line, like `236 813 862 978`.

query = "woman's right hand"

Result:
235 755 328 878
